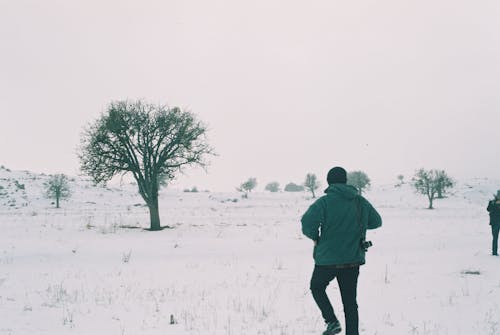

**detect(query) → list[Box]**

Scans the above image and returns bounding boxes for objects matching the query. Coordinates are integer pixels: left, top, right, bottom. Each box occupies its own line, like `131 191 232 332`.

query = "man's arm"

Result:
487 201 494 212
301 202 322 241
366 201 382 230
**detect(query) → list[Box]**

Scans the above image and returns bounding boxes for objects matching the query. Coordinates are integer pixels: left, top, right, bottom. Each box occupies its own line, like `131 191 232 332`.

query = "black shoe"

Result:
322 320 342 335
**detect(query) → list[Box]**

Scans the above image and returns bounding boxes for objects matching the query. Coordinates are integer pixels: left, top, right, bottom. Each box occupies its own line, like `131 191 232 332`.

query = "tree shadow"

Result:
119 225 142 230
118 225 174 231
143 225 174 231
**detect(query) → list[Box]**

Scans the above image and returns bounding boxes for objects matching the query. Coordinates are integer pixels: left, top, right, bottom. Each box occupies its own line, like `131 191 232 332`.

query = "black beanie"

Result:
327 167 347 184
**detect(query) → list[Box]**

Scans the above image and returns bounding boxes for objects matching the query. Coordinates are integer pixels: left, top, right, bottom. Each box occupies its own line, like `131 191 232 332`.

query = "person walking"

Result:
487 190 500 256
301 167 382 335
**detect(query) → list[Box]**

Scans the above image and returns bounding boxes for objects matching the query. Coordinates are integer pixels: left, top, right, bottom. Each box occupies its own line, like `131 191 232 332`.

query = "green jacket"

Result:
301 184 382 266
487 199 500 226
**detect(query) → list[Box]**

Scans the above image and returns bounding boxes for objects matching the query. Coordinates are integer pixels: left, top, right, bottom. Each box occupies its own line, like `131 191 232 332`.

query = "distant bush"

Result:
265 182 280 193
284 182 304 192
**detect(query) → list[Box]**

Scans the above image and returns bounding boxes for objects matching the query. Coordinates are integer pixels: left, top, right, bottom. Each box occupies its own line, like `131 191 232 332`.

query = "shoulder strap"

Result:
355 196 366 239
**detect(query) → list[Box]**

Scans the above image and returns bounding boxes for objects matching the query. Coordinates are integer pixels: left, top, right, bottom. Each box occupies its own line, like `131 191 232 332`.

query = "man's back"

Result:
301 184 382 266
487 199 500 224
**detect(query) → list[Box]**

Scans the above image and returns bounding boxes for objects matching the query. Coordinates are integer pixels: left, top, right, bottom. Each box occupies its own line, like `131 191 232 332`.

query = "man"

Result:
487 190 500 256
301 167 382 335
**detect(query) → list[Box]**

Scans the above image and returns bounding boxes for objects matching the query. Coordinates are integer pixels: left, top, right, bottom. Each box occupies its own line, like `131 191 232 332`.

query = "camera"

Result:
360 239 373 252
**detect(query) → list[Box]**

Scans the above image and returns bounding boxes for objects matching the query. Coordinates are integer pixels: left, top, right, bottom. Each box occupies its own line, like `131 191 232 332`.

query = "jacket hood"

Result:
324 184 359 200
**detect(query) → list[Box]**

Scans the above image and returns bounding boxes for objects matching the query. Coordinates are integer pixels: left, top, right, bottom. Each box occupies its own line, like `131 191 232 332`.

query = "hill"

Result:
0 166 499 334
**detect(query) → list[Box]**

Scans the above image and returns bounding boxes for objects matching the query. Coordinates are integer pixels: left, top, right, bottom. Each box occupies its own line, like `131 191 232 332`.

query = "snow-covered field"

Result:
1 167 499 335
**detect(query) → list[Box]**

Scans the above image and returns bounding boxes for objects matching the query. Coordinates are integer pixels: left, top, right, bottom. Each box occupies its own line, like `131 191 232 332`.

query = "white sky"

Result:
1 0 499 191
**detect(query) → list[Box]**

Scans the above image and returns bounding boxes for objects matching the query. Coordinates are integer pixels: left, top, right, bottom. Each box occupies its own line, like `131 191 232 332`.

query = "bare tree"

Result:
304 173 320 198
79 100 214 230
238 178 257 198
44 174 71 208
347 171 371 194
412 168 454 209
265 181 280 193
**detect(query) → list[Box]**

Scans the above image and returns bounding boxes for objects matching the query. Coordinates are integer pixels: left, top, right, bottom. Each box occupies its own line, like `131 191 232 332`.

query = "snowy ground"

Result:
1 168 499 334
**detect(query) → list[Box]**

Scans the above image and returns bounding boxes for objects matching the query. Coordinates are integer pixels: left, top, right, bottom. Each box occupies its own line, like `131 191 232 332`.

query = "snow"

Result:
0 167 499 334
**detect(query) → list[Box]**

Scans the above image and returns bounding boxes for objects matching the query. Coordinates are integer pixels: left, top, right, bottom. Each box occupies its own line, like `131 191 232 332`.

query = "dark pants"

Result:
310 265 359 335
492 225 499 255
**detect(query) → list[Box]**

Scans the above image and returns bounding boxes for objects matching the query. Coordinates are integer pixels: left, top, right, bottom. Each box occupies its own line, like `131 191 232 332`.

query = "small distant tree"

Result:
412 168 454 209
435 170 454 199
347 171 371 194
284 182 305 192
44 174 71 208
238 178 257 198
395 174 405 187
265 182 280 193
304 173 320 198
183 186 199 193
79 100 214 230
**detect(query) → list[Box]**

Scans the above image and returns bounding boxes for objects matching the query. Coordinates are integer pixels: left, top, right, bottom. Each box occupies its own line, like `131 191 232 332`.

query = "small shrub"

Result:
15 181 25 190
284 182 304 192
265 182 280 193
122 250 132 263
461 270 481 275
395 174 405 187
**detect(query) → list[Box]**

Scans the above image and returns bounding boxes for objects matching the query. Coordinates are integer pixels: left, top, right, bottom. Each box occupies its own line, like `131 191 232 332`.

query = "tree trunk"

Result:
145 179 162 230
148 199 161 230
428 195 434 209
138 181 161 230
311 189 316 198
55 189 60 208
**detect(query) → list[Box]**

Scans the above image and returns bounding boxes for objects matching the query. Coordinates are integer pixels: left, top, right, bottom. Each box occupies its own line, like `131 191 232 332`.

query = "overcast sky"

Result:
1 0 499 191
